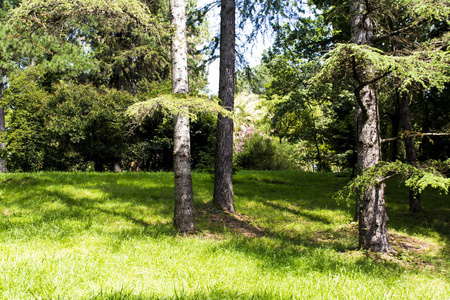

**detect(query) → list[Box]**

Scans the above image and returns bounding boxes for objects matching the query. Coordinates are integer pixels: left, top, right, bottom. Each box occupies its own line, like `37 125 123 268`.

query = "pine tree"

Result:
213 0 236 213
171 0 196 233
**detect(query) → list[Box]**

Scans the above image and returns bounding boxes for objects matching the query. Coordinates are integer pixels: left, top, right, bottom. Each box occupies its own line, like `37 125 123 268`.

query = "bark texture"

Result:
351 0 391 252
213 0 235 213
170 0 195 233
400 93 421 212
0 70 8 173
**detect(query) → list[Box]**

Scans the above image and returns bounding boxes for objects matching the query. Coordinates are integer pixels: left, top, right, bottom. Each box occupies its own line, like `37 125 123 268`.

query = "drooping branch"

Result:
335 160 450 205
382 131 450 143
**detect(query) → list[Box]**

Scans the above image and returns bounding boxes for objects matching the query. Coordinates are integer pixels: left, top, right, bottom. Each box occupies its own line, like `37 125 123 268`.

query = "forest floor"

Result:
0 170 449 299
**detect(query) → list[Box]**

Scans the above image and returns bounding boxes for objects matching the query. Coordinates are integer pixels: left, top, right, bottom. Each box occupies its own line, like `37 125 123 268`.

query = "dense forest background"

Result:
0 0 449 175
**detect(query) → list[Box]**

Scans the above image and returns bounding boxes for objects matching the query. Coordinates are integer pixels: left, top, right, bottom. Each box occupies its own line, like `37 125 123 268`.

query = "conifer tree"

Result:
171 0 196 232
214 0 236 213
0 0 22 173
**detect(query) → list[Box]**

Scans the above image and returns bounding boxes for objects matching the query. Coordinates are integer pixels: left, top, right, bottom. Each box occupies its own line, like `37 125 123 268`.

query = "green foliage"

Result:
12 0 160 27
1 68 138 171
261 55 356 172
0 0 26 75
312 43 450 92
43 83 137 171
190 113 217 171
1 67 219 172
1 68 49 171
7 0 174 95
235 64 272 95
126 93 233 125
335 160 450 204
234 133 301 170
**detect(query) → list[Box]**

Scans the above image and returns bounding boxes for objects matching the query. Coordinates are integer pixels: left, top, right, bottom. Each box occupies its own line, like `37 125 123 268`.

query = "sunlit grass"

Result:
0 171 448 299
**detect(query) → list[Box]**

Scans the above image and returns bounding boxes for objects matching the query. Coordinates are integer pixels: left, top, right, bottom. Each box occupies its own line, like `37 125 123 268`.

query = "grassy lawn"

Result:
0 171 448 299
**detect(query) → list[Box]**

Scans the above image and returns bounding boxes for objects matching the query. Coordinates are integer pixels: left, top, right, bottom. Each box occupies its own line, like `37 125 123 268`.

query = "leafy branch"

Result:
126 94 233 128
335 160 450 205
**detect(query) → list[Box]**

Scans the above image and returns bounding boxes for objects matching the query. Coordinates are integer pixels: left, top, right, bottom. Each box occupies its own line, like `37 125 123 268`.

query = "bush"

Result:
234 128 301 170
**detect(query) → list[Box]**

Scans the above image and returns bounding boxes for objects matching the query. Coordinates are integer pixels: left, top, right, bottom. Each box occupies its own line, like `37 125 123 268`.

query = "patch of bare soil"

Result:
195 205 265 239
389 233 433 254
368 233 442 271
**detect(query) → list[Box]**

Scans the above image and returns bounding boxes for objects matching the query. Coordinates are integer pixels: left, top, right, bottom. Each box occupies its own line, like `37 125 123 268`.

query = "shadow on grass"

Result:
262 201 333 224
0 173 178 239
1 172 448 275
384 180 450 257
85 288 293 300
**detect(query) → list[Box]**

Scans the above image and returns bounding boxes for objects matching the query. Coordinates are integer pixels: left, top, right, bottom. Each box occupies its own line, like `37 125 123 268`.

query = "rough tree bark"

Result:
351 0 391 252
213 0 235 213
0 68 8 173
400 92 421 212
170 0 195 233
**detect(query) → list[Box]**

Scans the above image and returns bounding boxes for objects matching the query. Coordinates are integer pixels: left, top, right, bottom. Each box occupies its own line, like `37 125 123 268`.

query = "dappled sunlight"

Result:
0 171 449 299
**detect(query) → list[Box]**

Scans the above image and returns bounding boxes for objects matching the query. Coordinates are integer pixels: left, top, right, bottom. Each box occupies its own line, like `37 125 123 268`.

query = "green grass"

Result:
0 170 448 299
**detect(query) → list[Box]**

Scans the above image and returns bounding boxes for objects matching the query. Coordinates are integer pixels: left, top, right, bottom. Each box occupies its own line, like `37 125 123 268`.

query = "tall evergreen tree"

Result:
261 0 449 251
171 0 196 232
213 0 236 213
0 0 22 173
350 0 390 252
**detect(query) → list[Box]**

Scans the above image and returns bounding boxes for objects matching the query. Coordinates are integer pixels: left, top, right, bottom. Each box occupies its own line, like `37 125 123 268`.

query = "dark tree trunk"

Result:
387 93 401 162
170 0 195 233
0 71 8 173
213 0 235 213
384 19 402 164
351 0 391 252
400 92 421 212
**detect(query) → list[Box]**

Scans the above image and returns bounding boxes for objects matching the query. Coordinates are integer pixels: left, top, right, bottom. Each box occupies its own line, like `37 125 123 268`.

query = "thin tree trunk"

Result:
400 92 421 212
213 0 235 213
386 17 400 163
418 91 429 160
0 68 8 173
351 0 391 252
170 0 195 233
387 93 401 162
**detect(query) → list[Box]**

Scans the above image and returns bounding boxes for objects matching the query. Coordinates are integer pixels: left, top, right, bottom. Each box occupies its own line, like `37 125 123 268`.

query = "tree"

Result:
0 69 7 173
171 0 196 233
349 0 390 252
260 0 449 251
314 0 449 252
399 92 421 212
0 0 22 173
213 0 236 213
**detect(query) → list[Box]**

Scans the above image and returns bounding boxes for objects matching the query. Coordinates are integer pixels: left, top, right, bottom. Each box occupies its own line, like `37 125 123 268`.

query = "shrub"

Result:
234 127 301 170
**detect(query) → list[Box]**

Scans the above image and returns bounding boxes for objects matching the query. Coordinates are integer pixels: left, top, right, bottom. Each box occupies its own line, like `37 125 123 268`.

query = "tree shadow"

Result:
0 174 178 239
262 200 333 224
384 181 450 258
1 171 447 277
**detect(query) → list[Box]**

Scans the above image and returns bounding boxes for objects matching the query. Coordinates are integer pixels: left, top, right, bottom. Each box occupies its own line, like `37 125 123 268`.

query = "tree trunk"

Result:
213 0 235 213
400 92 421 212
387 93 401 162
355 89 391 252
0 69 8 173
351 0 391 252
170 0 195 233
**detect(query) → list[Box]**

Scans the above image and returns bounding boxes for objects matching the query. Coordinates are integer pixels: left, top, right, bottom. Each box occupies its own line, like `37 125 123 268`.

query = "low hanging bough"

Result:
335 160 450 204
126 94 233 128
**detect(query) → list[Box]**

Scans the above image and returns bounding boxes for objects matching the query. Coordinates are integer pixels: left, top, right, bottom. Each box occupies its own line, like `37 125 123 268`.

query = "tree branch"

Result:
370 23 419 44
382 132 450 143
